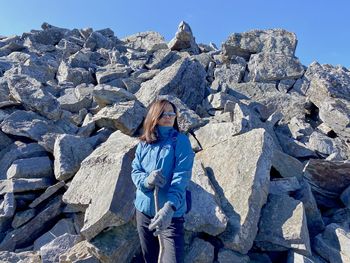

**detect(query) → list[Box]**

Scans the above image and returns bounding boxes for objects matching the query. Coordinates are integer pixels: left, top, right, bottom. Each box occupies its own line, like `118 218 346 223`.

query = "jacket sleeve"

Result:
131 142 150 192
167 134 195 210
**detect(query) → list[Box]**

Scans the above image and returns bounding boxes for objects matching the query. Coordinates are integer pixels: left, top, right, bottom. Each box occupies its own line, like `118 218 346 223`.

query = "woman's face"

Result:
157 103 176 127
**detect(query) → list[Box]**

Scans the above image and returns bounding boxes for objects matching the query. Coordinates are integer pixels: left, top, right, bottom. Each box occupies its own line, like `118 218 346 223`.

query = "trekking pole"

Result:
154 185 164 263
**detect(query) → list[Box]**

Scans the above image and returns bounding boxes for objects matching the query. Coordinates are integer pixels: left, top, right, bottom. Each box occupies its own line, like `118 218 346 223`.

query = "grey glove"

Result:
148 201 175 236
144 169 166 190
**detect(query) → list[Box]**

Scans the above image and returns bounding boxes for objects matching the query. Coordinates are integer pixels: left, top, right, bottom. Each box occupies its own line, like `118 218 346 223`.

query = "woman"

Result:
131 99 195 263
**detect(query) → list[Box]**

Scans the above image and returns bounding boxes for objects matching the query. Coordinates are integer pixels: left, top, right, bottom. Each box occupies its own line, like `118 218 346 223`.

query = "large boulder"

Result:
303 159 350 208
168 21 200 54
93 100 146 136
197 128 273 254
184 159 228 236
255 194 311 256
62 131 138 240
222 29 297 61
247 52 304 82
7 75 62 120
0 110 65 152
136 58 207 110
122 31 168 51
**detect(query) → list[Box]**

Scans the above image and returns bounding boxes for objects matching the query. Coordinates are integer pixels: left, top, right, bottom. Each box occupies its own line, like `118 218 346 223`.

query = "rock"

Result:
122 31 168 51
136 58 207 110
318 97 350 141
184 238 214 263
6 156 53 179
59 240 100 263
222 29 297 61
95 64 132 84
306 131 336 156
0 110 65 152
0 131 12 151
145 48 178 70
168 21 200 54
247 53 304 82
275 131 317 158
278 79 296 93
54 134 94 181
0 192 16 219
305 62 350 107
16 55 58 83
341 185 350 207
226 82 307 124
286 251 328 263
63 131 138 240
0 178 53 194
57 61 95 86
88 222 139 263
0 251 40 263
203 92 238 111
255 194 311 256
33 218 76 250
84 31 115 51
92 84 136 107
193 122 240 150
217 248 250 263
292 180 325 237
269 177 301 195
211 62 246 91
313 223 350 263
7 75 62 120
303 159 350 208
40 233 82 263
288 117 314 140
197 128 273 254
0 195 64 251
57 87 93 113
29 181 65 208
11 208 36 229
184 159 227 235
271 150 304 180
93 100 146 136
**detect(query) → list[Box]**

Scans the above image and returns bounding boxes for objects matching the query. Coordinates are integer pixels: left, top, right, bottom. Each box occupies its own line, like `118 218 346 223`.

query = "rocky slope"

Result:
0 21 349 262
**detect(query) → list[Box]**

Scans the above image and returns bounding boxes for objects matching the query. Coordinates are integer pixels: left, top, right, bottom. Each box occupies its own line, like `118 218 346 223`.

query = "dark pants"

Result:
136 210 185 263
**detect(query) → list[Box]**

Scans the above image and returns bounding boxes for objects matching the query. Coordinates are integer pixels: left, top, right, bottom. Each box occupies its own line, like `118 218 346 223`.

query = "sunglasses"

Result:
160 112 176 118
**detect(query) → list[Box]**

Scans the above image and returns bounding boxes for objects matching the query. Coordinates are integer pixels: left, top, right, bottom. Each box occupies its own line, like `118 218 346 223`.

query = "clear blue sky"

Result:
1 0 349 68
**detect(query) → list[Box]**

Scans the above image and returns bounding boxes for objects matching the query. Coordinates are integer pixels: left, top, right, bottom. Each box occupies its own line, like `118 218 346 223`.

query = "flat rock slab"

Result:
0 178 53 194
0 195 64 251
0 142 47 180
29 181 65 208
6 156 53 179
63 131 138 240
255 194 311 256
0 251 41 263
40 233 82 263
184 159 228 236
197 128 273 254
304 159 350 206
136 57 207 110
0 110 65 152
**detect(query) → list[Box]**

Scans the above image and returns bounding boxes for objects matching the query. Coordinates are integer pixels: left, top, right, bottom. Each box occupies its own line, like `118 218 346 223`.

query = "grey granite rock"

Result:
255 194 311 256
6 156 53 179
197 128 273 254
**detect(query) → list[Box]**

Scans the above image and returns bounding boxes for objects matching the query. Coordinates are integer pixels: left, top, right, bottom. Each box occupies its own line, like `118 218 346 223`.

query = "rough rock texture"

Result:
197 128 273 254
0 22 349 262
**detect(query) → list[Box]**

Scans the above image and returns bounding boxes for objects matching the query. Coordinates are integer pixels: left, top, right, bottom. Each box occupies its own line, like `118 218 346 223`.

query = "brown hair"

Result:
139 99 179 143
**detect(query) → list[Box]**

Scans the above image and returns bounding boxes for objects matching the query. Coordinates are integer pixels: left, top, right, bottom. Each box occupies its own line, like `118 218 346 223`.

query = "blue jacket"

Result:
131 126 195 217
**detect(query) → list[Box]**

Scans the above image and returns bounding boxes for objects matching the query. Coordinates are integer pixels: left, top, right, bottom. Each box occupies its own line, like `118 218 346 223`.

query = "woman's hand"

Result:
148 201 175 235
144 169 166 190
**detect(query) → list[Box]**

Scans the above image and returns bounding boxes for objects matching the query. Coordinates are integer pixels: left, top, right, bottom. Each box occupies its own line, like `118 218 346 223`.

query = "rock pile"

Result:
0 21 349 262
